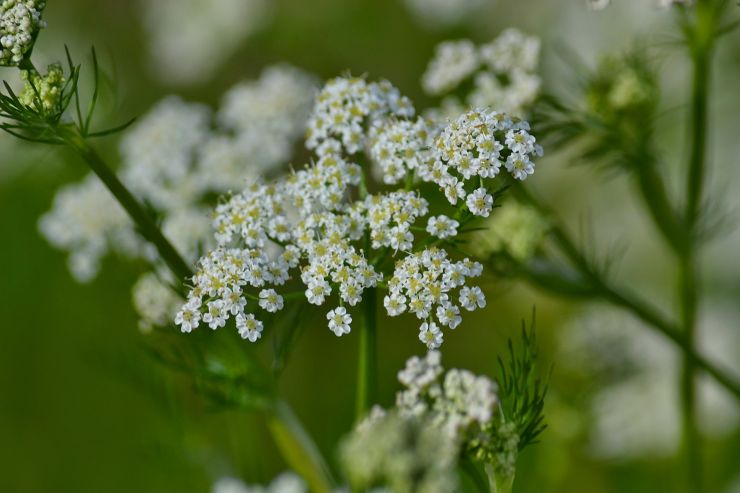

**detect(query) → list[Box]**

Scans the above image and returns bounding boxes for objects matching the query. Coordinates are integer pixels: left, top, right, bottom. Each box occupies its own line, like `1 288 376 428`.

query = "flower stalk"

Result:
677 1 718 490
56 127 194 283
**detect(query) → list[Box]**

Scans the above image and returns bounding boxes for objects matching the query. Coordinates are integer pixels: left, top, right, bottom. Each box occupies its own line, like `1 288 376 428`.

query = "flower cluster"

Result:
422 29 541 117
369 107 541 203
306 76 413 156
38 175 139 282
396 351 498 437
340 409 458 493
386 249 484 349
433 108 542 194
140 0 271 85
19 62 64 112
175 75 541 347
0 0 46 66
368 116 434 185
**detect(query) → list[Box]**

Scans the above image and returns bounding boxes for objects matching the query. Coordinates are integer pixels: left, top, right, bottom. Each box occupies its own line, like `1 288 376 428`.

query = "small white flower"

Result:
419 321 444 349
466 188 494 217
459 286 486 311
236 312 264 342
436 302 462 329
259 288 284 313
426 215 459 239
175 301 202 333
327 307 352 336
384 293 407 317
305 279 331 305
203 299 227 329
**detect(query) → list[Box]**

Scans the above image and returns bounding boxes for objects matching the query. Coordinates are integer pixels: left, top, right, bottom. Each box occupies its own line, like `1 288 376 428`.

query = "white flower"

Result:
419 321 444 349
306 76 414 155
327 307 352 336
426 215 459 239
506 153 536 181
175 300 202 333
395 351 498 441
141 0 271 85
0 0 46 66
384 293 407 317
259 288 284 313
422 40 479 95
203 300 228 329
368 117 434 185
459 286 486 311
422 29 541 117
479 29 540 74
38 175 141 283
132 273 183 332
236 312 264 342
465 188 494 217
436 302 461 329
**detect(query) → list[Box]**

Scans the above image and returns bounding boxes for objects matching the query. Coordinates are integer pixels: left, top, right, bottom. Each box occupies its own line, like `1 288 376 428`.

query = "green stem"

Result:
58 128 193 283
266 400 334 493
485 464 514 493
356 287 378 420
678 2 715 489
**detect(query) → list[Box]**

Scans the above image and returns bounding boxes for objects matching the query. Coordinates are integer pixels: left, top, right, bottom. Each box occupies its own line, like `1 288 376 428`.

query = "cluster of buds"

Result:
0 0 45 66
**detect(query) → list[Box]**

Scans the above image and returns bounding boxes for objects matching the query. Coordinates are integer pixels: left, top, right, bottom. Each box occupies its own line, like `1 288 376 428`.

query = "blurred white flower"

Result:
140 0 271 85
132 273 183 333
212 473 306 493
38 175 139 282
422 29 541 117
560 302 740 459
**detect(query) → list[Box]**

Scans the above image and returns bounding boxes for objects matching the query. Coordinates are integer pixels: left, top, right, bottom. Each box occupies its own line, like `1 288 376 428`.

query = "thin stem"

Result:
265 400 334 493
678 2 716 489
57 127 193 283
355 287 378 420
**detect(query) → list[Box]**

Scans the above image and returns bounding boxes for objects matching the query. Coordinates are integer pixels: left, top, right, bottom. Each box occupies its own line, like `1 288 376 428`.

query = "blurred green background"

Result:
1 0 739 492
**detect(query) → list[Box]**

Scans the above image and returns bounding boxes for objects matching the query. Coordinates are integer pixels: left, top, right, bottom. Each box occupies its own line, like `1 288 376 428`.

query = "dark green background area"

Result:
1 1 739 492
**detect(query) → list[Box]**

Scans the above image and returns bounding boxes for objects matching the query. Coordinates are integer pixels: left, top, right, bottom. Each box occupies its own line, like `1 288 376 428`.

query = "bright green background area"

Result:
1 1 739 492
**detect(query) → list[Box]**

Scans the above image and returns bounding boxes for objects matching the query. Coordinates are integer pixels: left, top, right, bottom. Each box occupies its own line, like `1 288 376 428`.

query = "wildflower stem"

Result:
266 400 334 493
57 128 194 282
677 2 718 489
356 286 378 420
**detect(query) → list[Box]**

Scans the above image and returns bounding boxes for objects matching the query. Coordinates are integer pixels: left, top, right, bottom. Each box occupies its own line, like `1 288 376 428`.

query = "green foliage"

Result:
496 312 548 452
0 47 134 145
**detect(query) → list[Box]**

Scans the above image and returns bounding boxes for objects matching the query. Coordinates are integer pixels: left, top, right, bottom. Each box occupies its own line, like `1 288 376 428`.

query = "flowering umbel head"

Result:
0 0 46 66
175 75 543 348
